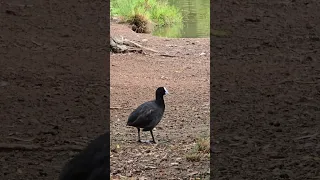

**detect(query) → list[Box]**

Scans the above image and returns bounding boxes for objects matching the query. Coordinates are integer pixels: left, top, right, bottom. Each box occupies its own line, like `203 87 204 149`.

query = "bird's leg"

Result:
150 130 156 144
137 128 141 142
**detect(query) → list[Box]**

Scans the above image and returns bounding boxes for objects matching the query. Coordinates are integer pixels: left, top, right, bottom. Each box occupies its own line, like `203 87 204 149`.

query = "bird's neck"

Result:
155 95 165 107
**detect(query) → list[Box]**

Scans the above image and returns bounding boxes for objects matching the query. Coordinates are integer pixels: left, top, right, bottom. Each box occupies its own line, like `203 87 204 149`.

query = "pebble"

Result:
144 166 157 170
0 81 9 87
171 162 179 166
17 168 23 174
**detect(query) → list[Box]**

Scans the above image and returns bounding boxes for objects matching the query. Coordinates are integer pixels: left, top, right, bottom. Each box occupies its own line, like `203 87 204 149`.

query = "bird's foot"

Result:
138 140 156 144
146 140 156 144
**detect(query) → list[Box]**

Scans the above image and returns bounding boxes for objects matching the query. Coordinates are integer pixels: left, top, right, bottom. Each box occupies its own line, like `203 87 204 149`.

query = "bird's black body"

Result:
127 100 165 131
127 87 168 143
59 131 110 180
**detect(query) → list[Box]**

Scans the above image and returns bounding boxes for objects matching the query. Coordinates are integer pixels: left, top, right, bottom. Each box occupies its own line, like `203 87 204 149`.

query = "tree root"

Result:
111 36 178 57
111 36 158 54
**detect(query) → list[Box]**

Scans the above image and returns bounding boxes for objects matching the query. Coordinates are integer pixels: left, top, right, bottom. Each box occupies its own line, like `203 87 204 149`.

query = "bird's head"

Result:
156 87 169 97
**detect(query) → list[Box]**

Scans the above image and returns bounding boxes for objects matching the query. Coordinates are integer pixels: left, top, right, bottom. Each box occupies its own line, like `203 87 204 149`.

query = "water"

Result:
152 0 210 38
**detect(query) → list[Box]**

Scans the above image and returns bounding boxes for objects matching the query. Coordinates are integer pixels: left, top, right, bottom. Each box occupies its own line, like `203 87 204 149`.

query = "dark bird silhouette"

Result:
127 87 169 143
59 131 110 180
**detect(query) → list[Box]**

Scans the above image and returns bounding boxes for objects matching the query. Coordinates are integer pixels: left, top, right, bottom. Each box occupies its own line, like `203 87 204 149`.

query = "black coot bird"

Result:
127 87 169 143
59 131 110 180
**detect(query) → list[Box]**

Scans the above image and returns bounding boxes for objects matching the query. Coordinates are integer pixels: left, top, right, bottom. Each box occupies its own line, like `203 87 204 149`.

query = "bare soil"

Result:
211 0 320 179
0 1 108 180
1 0 319 179
110 22 210 179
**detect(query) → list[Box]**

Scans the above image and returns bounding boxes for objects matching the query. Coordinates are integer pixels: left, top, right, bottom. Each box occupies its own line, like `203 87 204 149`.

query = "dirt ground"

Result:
1 0 319 179
110 23 210 179
0 1 108 180
211 0 320 179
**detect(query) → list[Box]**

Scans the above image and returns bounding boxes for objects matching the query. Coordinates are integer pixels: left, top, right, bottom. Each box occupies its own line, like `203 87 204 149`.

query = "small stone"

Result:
274 122 280 127
17 169 23 174
0 81 9 87
280 173 289 178
114 169 121 174
39 171 47 176
171 162 179 166
306 23 313 29
138 176 148 180
17 98 25 102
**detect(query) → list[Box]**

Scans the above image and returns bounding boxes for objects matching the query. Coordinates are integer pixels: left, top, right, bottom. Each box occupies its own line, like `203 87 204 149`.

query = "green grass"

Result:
111 0 182 27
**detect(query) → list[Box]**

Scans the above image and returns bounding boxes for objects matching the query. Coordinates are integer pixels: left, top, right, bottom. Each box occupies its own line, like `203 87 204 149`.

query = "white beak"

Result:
164 87 169 95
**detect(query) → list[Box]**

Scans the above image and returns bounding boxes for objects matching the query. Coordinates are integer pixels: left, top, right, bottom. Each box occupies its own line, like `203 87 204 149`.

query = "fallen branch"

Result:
7 3 34 7
31 39 42 46
294 133 318 141
110 106 133 110
0 143 84 152
127 48 143 53
7 136 35 142
123 40 159 53
294 81 318 84
160 54 178 58
64 139 88 147
264 79 319 86
230 156 248 161
46 145 84 152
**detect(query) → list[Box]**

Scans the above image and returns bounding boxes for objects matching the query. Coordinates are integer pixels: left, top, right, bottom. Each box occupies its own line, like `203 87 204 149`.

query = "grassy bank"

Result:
111 0 182 32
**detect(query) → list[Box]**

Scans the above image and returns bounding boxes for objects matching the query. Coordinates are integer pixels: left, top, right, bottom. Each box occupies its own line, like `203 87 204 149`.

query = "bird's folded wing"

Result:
130 108 156 127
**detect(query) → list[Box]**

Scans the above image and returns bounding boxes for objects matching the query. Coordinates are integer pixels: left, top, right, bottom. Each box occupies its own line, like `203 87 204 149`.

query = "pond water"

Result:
152 0 210 38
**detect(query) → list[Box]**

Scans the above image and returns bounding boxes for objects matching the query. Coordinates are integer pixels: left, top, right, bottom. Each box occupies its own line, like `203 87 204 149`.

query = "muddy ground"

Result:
0 1 108 180
110 23 210 179
211 0 320 179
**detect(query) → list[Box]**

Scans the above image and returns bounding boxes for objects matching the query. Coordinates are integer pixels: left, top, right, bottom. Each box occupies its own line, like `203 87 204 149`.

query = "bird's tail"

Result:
127 117 135 126
126 121 132 126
